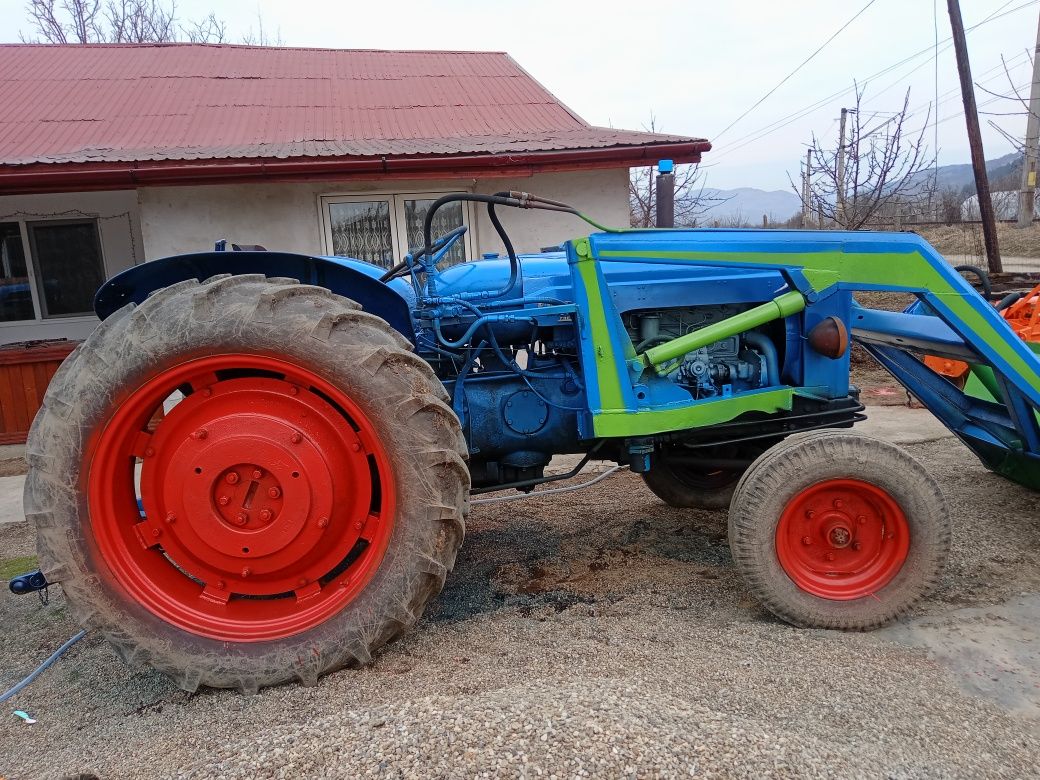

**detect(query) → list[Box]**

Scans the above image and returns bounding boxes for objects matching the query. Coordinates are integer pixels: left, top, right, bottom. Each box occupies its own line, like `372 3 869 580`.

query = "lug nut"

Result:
225 472 240 485
317 516 330 529
354 520 364 531
241 567 252 578
218 496 230 506
290 431 303 444
144 446 155 457
805 510 815 520
267 486 281 499
233 512 248 526
852 541 862 551
801 536 812 546
288 385 299 396
259 509 273 522
151 527 162 538
165 513 176 524
833 499 844 509
252 469 263 480
857 515 867 525
192 428 208 440
352 442 362 452
216 580 225 590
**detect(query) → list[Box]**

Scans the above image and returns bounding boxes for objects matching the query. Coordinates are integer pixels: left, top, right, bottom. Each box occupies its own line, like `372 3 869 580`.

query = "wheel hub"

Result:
775 478 910 600
87 354 397 641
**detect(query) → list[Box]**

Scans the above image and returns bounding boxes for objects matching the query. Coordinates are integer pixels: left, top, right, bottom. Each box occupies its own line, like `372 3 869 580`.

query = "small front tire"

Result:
727 430 950 630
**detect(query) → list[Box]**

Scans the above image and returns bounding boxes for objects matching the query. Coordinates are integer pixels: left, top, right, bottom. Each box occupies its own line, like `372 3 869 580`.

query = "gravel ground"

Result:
1 431 1039 779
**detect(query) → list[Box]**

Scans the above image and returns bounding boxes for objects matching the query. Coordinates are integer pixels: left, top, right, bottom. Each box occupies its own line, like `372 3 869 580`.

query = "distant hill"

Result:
924 151 1020 193
696 187 802 225
694 152 1023 224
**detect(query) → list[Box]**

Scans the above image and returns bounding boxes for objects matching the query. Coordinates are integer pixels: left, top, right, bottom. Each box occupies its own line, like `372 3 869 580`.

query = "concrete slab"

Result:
856 405 955 446
881 595 1040 719
0 474 25 524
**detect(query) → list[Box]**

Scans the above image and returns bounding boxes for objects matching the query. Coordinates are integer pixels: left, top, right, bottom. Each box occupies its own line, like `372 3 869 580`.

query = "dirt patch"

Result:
0 458 27 478
1 437 1039 779
915 222 1040 259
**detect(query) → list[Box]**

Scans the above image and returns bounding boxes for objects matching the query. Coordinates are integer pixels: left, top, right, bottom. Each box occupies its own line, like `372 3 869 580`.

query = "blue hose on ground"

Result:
0 629 88 704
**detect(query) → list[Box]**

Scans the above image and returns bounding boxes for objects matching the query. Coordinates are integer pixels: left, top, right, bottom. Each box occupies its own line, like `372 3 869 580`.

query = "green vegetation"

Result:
0 554 38 580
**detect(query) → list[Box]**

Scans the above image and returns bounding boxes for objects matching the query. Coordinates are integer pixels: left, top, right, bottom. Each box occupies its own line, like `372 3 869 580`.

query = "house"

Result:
0 43 709 345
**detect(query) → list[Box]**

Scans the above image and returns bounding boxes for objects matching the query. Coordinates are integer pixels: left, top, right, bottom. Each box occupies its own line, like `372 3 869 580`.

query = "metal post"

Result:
656 159 675 228
1018 10 1040 228
802 149 812 226
948 0 1003 272
836 107 848 228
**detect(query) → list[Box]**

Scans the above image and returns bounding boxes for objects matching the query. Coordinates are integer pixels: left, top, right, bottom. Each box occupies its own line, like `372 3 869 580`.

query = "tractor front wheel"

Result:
727 430 949 629
26 275 468 691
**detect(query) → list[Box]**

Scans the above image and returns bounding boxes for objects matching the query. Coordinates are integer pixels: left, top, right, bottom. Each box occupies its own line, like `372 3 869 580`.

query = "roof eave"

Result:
0 141 711 195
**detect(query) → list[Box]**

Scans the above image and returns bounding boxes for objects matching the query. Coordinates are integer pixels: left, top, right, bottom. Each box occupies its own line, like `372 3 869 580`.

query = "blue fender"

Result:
94 252 416 341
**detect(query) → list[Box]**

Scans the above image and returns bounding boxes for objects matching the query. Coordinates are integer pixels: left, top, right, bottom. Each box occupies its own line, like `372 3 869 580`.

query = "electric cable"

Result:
0 629 88 704
714 0 881 141
470 465 623 505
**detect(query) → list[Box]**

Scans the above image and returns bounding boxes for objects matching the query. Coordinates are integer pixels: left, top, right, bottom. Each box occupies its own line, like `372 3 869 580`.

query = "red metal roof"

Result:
0 44 710 192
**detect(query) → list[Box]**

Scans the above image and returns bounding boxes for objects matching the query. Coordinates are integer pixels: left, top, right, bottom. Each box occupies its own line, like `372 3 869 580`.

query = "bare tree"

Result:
22 0 235 44
629 117 731 227
792 85 935 230
183 12 227 43
978 53 1039 155
240 8 283 46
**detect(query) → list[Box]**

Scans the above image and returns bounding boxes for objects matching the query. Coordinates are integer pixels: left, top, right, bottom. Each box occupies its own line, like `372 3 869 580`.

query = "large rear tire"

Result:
727 430 949 629
26 275 468 691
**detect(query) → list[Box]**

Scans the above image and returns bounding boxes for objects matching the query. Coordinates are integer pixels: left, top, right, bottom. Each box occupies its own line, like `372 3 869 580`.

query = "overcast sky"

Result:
2 0 1037 191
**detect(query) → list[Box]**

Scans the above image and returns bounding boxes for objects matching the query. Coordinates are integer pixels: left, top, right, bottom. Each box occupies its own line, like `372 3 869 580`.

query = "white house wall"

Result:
0 189 143 344
137 168 630 259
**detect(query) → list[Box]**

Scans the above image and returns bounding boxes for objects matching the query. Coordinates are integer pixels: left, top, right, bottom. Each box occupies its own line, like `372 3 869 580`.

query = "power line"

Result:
707 0 1039 160
713 0 880 141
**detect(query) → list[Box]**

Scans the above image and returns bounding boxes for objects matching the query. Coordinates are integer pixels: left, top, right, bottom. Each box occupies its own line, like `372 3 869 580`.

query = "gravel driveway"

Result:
1 408 1039 779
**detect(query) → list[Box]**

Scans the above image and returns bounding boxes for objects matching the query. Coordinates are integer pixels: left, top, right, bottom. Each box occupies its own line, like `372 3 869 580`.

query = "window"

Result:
0 218 105 323
321 192 473 269
0 223 34 323
27 220 105 318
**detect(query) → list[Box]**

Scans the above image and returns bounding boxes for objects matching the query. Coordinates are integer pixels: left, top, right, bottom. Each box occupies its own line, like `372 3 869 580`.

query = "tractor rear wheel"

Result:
727 430 949 629
643 444 760 510
26 275 468 691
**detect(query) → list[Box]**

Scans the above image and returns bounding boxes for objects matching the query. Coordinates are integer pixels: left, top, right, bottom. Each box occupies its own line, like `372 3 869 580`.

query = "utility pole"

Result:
836 107 848 228
1017 10 1040 228
802 149 813 226
948 0 1003 272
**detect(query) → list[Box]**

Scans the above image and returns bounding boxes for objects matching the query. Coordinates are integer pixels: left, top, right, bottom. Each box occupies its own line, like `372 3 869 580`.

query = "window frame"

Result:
0 217 105 327
25 218 107 320
318 189 477 266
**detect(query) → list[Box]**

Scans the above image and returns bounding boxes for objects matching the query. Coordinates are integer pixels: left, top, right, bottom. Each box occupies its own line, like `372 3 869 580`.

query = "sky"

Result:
1 0 1037 192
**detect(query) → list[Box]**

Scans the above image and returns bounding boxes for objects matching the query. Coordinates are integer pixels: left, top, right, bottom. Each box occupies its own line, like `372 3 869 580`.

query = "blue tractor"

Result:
24 191 1040 691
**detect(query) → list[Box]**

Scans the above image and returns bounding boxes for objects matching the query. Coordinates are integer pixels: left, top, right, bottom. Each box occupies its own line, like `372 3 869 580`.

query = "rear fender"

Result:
94 252 416 342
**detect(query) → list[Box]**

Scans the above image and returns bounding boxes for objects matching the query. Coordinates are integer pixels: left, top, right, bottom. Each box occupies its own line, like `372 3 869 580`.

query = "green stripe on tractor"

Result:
599 247 1040 402
592 388 796 438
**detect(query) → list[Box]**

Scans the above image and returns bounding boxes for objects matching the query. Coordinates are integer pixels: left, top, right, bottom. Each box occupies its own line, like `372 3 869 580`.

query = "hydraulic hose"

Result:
0 629 87 704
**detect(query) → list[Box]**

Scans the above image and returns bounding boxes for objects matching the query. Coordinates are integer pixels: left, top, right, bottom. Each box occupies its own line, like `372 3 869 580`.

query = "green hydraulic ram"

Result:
641 290 807 370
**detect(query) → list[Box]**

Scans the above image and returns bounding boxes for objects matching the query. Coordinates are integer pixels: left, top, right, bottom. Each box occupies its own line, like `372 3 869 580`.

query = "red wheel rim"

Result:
775 478 909 600
86 354 396 642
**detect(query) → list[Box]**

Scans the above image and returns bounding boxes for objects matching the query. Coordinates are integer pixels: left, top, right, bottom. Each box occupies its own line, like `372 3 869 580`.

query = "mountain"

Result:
696 187 802 225
694 153 1023 225
923 151 1020 193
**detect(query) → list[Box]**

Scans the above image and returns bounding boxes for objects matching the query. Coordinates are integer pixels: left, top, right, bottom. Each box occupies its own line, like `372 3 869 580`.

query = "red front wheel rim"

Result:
775 478 910 600
87 354 396 642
